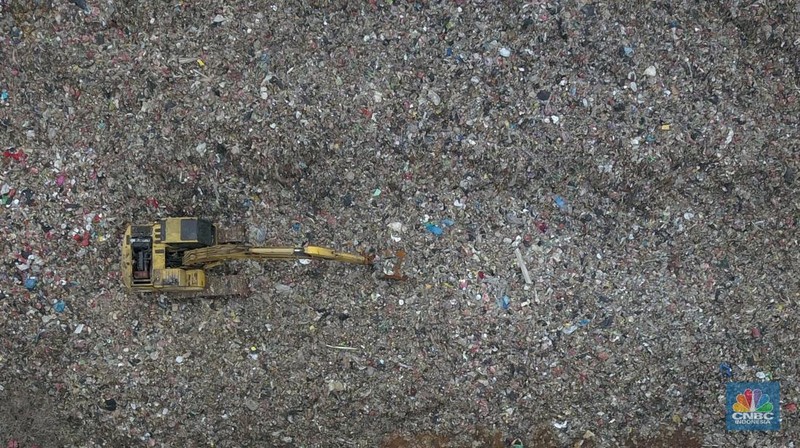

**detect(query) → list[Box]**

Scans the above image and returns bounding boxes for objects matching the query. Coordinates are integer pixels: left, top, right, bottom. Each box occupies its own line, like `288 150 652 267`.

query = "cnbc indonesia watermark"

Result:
726 382 780 431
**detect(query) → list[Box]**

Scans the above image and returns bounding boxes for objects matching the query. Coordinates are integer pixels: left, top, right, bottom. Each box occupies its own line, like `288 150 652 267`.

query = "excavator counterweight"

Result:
121 217 390 297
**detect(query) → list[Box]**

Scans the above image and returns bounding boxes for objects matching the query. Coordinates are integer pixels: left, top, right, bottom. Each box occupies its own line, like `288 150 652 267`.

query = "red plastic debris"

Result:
786 403 797 413
751 327 762 339
145 197 159 208
3 148 27 162
360 108 373 120
523 234 533 246
477 271 486 280
56 173 66 186
537 221 548 233
73 231 90 246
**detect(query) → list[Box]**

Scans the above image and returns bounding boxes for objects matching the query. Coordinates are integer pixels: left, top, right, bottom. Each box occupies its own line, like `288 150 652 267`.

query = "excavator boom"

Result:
182 244 374 267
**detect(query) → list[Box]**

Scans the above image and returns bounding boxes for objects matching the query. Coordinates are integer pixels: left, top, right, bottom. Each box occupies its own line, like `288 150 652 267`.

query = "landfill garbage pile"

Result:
1 1 799 447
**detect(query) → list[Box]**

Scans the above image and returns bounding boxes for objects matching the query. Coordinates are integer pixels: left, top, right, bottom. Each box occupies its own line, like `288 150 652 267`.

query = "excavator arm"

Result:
182 244 375 268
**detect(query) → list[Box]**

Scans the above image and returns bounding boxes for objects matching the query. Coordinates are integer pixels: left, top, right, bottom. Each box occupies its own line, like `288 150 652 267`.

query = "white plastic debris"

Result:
514 248 532 285
387 222 405 233
275 284 293 294
724 128 734 146
427 90 441 106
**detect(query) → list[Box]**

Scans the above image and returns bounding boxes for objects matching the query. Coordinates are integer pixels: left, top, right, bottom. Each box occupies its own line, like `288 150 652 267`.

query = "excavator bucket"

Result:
382 250 409 281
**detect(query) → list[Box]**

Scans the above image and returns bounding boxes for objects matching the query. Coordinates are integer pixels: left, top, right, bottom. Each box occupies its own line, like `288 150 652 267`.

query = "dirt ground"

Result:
1 0 799 447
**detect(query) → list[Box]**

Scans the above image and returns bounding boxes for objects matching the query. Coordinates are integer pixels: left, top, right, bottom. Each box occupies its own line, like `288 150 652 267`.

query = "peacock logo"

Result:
727 382 780 431
733 388 773 413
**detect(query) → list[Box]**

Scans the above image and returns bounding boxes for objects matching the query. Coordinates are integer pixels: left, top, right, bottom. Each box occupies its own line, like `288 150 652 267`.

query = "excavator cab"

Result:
121 218 216 293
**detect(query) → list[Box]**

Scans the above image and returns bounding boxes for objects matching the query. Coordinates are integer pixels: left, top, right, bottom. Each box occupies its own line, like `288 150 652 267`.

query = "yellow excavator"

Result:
121 217 406 297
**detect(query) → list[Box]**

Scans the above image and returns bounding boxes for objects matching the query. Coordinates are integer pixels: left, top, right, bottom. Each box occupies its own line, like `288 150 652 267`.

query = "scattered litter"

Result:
424 223 444 236
387 222 405 232
514 248 532 284
2 148 27 162
724 128 735 146
274 284 293 294
620 46 634 58
102 398 117 412
325 344 358 351
0 4 791 446
254 228 267 243
562 324 579 335
497 295 510 310
536 90 551 101
506 212 524 225
24 277 38 291
427 91 441 106
175 356 184 364
327 380 346 392
244 398 259 412
554 195 567 210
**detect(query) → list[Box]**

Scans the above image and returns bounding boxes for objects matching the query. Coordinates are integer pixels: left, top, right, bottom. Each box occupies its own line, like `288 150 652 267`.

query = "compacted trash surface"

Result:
1 1 799 446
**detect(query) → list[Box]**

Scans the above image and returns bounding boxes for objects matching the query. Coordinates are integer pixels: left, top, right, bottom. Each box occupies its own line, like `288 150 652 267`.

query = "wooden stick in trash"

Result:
515 248 532 284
